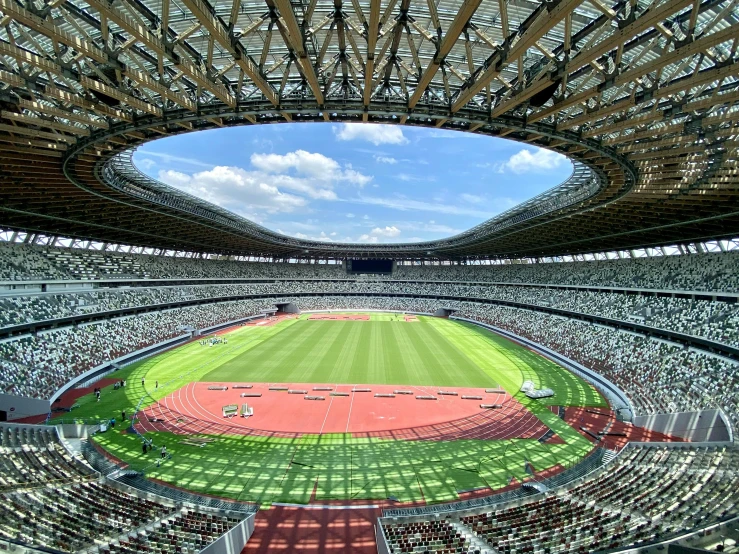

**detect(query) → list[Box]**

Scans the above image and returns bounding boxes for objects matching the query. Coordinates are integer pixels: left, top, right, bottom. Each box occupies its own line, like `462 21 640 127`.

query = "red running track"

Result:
307 314 370 321
137 382 551 441
563 406 684 448
242 505 380 554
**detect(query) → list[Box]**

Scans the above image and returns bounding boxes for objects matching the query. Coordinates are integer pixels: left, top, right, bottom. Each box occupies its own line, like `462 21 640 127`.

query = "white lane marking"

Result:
318 385 335 435
345 384 356 433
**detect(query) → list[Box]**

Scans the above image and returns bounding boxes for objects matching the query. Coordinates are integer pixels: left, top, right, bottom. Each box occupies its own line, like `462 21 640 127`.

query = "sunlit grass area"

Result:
60 315 603 505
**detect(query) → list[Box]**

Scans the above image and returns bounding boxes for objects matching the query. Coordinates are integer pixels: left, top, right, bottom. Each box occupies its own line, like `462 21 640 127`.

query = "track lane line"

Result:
345 384 357 433
318 384 336 435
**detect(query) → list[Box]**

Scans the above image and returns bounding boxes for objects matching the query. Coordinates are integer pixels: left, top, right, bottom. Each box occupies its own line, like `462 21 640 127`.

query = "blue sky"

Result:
132 123 571 243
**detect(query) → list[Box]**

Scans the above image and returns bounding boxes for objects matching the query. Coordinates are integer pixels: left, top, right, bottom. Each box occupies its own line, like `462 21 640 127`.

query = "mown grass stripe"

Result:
73 314 606 505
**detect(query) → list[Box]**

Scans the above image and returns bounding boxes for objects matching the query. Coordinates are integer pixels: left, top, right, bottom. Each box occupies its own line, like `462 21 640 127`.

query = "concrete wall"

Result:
0 393 50 421
56 423 101 439
633 409 732 443
375 522 391 554
200 514 256 554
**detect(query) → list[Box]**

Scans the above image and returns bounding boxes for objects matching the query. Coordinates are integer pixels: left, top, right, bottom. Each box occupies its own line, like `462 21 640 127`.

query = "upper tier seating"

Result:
0 242 345 281
2 242 739 292
382 444 739 554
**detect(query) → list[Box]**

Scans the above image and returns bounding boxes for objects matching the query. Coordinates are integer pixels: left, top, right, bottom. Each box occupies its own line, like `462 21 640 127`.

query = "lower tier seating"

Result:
381 445 739 554
0 423 247 554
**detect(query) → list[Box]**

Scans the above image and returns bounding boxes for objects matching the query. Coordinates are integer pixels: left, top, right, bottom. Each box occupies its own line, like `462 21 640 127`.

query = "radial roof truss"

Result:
0 0 737 258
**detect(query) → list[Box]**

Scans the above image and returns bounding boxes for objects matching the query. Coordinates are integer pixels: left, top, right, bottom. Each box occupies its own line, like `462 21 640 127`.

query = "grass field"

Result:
60 314 606 506
205 316 494 387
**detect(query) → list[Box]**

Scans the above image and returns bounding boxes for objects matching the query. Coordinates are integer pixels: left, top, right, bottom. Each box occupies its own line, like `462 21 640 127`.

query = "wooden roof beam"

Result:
17 99 108 129
80 76 162 116
575 63 739 134
451 0 582 113
0 41 67 80
364 0 381 106
124 68 196 111
0 69 25 88
0 122 77 143
568 0 694 75
182 0 277 105
409 0 484 109
272 0 324 104
2 111 90 136
0 0 107 63
529 24 738 123
43 86 132 122
86 0 235 107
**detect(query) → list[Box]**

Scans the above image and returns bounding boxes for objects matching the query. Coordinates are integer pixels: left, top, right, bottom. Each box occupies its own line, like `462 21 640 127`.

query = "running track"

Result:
137 382 552 441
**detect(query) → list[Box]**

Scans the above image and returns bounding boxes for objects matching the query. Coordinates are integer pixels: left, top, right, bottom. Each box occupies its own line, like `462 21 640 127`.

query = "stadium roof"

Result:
0 0 737 260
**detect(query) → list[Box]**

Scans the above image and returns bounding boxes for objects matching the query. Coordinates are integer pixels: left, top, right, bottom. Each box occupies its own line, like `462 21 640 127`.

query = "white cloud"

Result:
358 225 401 243
341 167 372 187
293 231 335 242
251 150 338 178
403 221 462 235
136 150 214 169
501 148 567 174
136 158 156 170
250 150 371 188
374 155 398 164
158 169 191 187
371 225 401 237
342 194 509 218
397 173 420 182
396 173 436 183
334 124 409 145
346 213 355 218
460 193 484 204
158 166 306 215
157 149 376 219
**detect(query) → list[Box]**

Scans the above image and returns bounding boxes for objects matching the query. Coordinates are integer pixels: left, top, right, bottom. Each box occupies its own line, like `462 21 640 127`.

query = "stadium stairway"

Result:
602 450 619 465
449 520 489 553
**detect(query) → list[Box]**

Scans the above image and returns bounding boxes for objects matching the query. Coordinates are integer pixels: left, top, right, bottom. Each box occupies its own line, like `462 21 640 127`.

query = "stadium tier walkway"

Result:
242 505 380 554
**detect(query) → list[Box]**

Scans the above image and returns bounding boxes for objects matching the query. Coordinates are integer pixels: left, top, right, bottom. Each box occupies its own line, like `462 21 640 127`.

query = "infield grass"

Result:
61 314 605 506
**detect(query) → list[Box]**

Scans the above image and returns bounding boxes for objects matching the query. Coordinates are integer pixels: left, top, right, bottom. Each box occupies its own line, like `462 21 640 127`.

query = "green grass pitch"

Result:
61 314 606 506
